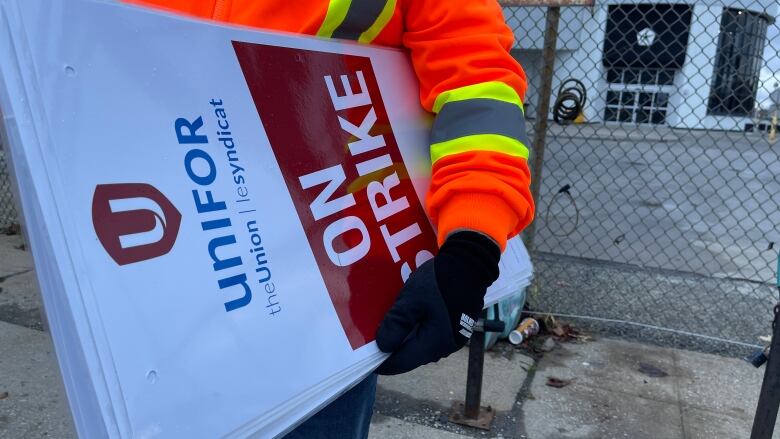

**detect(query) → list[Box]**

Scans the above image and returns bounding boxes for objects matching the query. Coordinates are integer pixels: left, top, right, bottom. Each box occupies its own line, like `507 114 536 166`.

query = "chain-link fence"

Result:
504 0 780 354
0 140 18 230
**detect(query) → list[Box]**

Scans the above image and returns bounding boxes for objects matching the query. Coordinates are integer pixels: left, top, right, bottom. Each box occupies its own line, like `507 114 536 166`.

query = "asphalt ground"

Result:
535 123 780 284
528 123 780 351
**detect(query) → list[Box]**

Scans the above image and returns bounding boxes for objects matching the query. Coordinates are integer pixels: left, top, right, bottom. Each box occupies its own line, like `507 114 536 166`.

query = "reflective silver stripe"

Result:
459 314 475 339
431 99 531 148
332 0 388 40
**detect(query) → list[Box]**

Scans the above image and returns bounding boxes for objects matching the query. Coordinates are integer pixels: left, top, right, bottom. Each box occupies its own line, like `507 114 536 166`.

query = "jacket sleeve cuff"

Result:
435 193 516 251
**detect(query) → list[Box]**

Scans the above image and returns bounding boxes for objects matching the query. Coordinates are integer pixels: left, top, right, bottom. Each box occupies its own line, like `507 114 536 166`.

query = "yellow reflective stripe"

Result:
357 0 396 43
317 0 352 38
432 81 524 114
430 134 529 165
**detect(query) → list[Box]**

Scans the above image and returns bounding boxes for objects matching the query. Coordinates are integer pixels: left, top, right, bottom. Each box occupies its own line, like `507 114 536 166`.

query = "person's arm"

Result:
376 0 534 375
405 0 534 250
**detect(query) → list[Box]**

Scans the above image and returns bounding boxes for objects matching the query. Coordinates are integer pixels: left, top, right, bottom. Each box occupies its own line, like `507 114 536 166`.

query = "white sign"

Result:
0 0 533 437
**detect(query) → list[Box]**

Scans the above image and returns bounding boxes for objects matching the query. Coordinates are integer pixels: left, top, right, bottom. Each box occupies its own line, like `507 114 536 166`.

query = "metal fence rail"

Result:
504 0 780 352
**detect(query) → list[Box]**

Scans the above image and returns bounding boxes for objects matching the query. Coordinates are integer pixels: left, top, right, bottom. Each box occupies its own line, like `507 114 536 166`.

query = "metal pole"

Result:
464 325 486 419
523 6 560 252
751 304 780 439
450 310 504 430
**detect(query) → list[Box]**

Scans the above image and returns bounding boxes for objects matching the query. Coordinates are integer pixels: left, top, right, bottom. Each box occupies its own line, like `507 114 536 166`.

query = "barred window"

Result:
707 9 768 117
604 90 669 124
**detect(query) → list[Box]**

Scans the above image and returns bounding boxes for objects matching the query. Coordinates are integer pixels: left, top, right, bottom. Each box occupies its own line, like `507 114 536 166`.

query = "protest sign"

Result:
0 1 532 437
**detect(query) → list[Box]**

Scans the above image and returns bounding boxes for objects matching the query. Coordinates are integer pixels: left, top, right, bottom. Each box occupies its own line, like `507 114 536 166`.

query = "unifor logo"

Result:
92 183 181 265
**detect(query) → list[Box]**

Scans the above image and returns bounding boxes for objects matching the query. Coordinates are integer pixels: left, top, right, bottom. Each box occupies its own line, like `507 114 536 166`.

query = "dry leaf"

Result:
546 377 572 388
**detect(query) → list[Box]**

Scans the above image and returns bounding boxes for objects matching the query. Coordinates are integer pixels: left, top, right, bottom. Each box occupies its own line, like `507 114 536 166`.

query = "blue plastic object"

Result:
484 287 528 349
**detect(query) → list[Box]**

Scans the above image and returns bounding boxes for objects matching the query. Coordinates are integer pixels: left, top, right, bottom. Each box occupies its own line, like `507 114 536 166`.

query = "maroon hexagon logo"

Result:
92 183 181 265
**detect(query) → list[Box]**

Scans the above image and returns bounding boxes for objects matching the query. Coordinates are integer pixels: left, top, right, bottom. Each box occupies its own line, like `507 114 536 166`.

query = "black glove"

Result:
375 231 500 375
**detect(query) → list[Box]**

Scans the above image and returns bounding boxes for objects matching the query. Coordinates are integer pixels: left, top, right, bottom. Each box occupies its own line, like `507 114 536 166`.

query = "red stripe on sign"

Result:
233 42 438 349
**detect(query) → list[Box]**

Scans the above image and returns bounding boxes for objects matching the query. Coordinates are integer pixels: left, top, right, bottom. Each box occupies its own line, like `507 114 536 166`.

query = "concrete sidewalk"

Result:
371 336 776 439
0 232 777 438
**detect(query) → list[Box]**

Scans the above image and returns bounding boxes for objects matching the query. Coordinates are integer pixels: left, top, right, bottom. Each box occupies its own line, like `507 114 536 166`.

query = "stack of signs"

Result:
0 0 534 437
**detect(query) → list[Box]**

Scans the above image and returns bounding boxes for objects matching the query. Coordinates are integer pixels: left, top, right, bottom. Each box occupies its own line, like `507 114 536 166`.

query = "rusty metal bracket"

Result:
449 402 495 430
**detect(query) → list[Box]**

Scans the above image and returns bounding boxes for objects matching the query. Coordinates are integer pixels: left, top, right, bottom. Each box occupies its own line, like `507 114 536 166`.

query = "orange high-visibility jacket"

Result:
126 0 534 250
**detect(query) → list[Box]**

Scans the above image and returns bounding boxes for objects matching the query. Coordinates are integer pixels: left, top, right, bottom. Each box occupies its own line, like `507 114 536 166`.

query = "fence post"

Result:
523 6 560 252
750 303 780 439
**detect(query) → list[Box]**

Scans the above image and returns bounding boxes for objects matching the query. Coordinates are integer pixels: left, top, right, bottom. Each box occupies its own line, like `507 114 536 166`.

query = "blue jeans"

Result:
284 373 378 439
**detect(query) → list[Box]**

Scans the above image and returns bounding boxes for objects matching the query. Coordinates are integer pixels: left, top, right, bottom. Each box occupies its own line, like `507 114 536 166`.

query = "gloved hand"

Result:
375 231 500 375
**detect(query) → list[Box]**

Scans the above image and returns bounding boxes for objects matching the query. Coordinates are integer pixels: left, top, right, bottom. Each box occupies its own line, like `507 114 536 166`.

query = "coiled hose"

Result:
553 79 587 124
